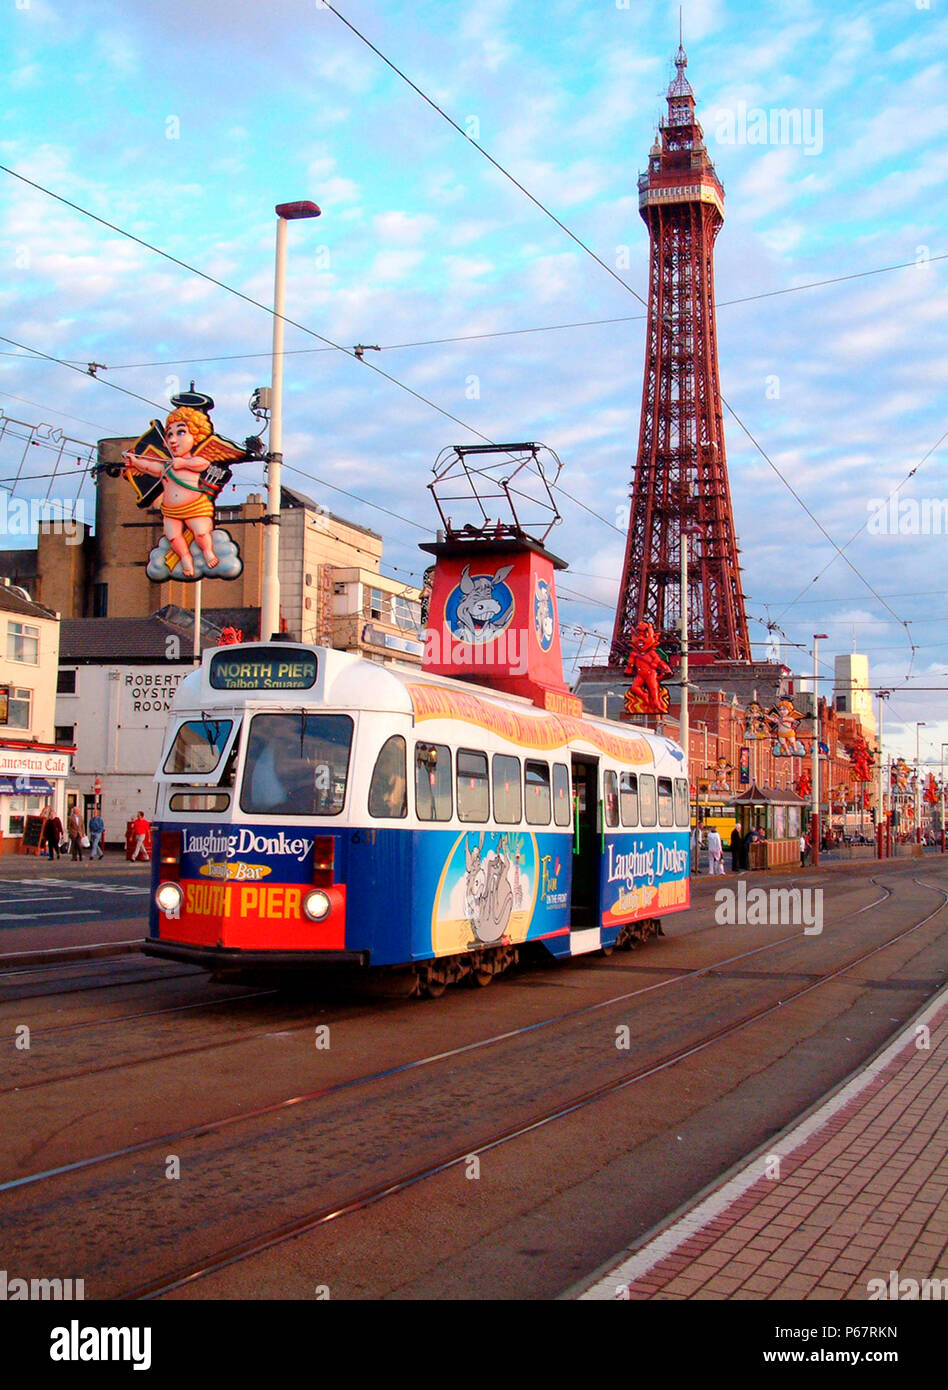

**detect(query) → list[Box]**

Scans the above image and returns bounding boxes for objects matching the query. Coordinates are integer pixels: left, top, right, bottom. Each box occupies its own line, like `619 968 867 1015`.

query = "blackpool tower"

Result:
611 45 751 667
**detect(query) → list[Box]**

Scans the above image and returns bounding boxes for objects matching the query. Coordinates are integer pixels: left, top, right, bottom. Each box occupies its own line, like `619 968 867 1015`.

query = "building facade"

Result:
0 584 72 851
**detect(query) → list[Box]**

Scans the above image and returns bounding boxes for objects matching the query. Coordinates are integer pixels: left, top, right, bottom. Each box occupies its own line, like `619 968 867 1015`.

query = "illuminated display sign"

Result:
209 650 318 691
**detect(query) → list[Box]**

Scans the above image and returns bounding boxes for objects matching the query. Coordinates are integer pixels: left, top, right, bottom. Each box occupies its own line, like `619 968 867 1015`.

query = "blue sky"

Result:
2 0 948 764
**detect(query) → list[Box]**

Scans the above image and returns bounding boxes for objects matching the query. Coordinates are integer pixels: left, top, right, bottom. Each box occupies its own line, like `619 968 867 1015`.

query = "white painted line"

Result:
0 896 73 903
579 981 948 1300
0 910 102 921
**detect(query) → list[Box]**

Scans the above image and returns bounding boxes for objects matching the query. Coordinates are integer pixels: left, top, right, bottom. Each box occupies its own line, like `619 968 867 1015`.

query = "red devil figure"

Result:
623 622 673 715
848 734 874 783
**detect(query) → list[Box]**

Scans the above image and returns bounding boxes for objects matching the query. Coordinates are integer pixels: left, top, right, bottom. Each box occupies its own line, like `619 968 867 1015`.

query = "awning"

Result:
0 776 55 796
732 782 807 806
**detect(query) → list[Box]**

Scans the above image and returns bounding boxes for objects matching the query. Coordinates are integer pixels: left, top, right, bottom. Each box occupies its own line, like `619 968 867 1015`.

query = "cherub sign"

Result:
122 390 246 581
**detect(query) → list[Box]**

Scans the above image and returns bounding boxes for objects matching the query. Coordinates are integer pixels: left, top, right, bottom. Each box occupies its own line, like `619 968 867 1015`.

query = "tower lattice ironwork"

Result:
611 45 751 666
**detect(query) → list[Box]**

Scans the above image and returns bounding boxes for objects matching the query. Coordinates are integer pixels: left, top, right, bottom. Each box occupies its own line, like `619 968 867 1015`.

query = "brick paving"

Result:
582 987 948 1300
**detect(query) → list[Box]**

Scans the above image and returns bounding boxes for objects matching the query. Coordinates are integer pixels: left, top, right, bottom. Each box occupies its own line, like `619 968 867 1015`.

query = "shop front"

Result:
732 782 807 870
0 744 71 853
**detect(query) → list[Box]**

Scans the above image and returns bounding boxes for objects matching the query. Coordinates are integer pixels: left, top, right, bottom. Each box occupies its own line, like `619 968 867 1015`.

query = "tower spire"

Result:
611 48 751 666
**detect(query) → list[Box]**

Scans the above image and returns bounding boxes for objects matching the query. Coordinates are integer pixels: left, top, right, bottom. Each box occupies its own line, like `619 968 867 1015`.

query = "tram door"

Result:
570 755 601 928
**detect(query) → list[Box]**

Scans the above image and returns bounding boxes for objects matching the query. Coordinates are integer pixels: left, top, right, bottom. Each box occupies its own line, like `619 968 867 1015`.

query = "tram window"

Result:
603 770 619 828
619 772 639 826
492 754 522 824
674 777 690 827
552 762 572 827
658 777 674 827
415 742 452 821
164 719 233 775
368 736 408 819
457 749 489 823
639 774 657 827
525 760 551 825
240 713 352 816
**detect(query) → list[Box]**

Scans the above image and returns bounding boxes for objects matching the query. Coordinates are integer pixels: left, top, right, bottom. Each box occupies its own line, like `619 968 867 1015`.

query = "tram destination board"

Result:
209 648 318 691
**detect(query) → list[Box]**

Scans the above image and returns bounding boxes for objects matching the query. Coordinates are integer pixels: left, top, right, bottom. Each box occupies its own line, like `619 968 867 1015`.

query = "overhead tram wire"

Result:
321 4 917 668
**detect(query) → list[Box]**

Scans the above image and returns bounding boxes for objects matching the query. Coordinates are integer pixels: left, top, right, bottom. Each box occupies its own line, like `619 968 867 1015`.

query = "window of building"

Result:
93 584 108 618
393 594 422 631
55 725 75 745
333 582 347 596
525 760 551 826
492 754 522 824
369 588 385 620
619 773 639 826
57 669 77 695
603 769 619 828
457 749 489 823
7 622 38 665
415 742 452 821
368 736 407 819
658 776 674 827
6 688 32 730
552 762 572 826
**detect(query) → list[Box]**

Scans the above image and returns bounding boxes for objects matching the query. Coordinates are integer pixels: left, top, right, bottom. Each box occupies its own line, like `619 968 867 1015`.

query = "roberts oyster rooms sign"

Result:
120 388 260 583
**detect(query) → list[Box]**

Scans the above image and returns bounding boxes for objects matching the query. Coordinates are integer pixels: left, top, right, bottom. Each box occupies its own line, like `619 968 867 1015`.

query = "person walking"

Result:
67 805 84 862
730 825 743 873
707 826 725 875
799 832 807 867
131 810 151 862
89 810 105 860
43 810 63 860
742 825 756 871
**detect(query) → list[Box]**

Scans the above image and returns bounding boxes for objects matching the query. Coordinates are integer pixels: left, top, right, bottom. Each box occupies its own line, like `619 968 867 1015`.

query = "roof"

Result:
280 485 382 542
732 782 807 806
60 613 221 664
0 584 57 621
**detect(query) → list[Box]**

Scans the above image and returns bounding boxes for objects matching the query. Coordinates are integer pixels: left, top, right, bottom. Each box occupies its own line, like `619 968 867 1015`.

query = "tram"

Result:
143 642 692 995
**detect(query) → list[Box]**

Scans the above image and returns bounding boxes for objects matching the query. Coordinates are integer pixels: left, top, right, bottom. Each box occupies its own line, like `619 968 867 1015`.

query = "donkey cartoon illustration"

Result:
463 834 514 945
453 564 514 643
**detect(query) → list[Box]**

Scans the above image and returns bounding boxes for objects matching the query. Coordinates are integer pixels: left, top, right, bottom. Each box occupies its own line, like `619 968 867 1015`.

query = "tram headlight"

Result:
155 881 184 915
302 889 332 921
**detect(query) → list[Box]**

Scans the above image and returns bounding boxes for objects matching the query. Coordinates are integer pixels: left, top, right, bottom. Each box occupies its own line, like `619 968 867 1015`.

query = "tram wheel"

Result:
469 967 494 987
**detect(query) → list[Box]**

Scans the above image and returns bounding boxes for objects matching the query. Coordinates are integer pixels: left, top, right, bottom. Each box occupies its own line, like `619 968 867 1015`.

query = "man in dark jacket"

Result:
730 826 743 873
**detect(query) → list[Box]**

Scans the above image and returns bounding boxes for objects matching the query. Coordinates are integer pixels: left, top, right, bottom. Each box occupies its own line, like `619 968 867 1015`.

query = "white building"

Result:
0 582 72 852
56 612 220 842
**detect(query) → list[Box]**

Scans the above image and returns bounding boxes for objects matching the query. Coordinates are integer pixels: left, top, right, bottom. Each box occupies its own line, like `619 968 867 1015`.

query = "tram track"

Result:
1 871 944 1300
0 875 895 1103
115 874 948 1300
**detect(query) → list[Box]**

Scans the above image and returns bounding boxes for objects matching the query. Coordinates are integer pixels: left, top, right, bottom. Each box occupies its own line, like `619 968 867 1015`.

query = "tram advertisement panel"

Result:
418 829 569 957
600 831 690 930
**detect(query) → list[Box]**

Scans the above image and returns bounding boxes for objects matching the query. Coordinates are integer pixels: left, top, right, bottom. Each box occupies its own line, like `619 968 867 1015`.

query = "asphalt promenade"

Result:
3 850 946 1307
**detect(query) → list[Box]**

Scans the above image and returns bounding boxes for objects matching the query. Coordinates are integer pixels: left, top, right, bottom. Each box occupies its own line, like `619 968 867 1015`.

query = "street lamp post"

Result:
876 691 888 860
915 722 926 846
941 743 948 854
602 690 618 718
811 635 828 867
260 200 321 643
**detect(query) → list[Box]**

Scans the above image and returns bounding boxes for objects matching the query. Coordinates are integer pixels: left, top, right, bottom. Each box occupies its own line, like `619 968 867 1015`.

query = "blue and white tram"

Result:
143 643 691 995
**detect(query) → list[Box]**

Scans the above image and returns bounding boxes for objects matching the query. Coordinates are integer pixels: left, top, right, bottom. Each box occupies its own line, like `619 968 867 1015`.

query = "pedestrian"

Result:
707 826 725 875
799 832 807 867
43 810 63 860
67 805 84 862
730 825 743 873
89 809 105 860
131 810 151 862
742 825 756 871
